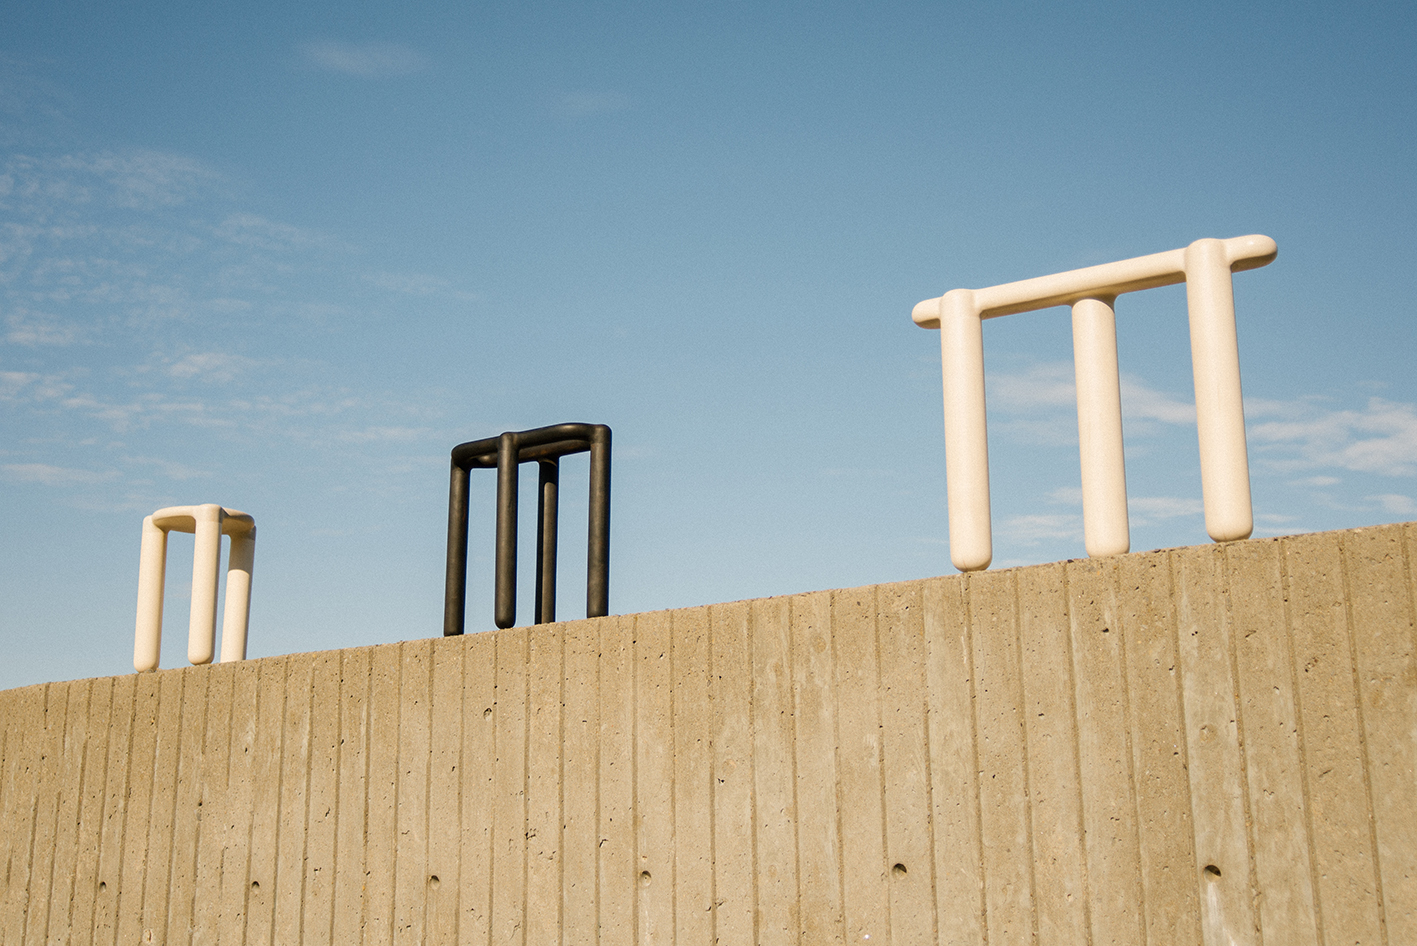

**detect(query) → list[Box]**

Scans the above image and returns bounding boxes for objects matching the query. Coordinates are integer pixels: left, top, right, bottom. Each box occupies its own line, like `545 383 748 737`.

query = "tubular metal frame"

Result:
443 423 611 634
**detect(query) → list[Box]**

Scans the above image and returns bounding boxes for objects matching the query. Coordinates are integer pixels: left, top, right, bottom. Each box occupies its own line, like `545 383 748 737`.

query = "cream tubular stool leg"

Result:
1184 238 1254 542
220 526 256 663
939 288 992 572
187 503 224 666
1072 295 1130 557
134 516 169 673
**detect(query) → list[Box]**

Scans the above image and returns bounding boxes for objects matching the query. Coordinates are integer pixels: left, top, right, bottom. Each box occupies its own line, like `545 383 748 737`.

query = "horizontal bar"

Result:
912 234 1276 326
452 422 604 469
150 505 255 536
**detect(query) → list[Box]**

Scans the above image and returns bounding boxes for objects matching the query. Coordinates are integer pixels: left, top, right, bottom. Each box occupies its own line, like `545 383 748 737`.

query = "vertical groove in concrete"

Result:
1017 561 1091 946
394 640 433 946
877 580 938 944
972 568 1034 945
1225 539 1320 946
709 601 754 946
598 613 635 946
424 635 462 943
458 629 495 945
1337 534 1393 946
525 622 562 946
637 607 675 946
2 522 1416 945
302 650 341 943
672 606 712 946
832 586 888 945
1283 531 1384 944
71 676 113 946
274 653 315 945
165 668 208 944
490 628 527 946
922 572 986 945
1116 551 1200 946
1173 544 1258 946
749 596 798 946
562 617 598 946
1344 526 1417 945
790 590 844 946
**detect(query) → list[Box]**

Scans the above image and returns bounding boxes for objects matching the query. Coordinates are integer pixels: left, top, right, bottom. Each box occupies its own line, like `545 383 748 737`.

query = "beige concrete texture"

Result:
2 520 1415 944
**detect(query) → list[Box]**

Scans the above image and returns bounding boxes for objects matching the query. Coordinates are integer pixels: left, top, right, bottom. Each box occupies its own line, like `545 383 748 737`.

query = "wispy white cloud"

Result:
1120 377 1195 425
5 307 78 345
988 360 1075 412
985 359 1417 485
999 512 1081 545
1365 493 1417 515
1042 486 1201 527
301 40 428 77
214 213 329 252
2 149 222 211
1249 396 1417 477
0 369 71 401
987 359 1194 425
158 351 262 383
1290 475 1340 487
120 455 211 481
2 462 117 485
335 425 432 444
1129 495 1203 521
56 150 222 209
365 270 478 302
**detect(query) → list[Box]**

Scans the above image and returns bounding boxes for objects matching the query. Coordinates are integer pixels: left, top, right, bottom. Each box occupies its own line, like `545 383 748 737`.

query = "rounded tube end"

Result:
912 297 942 329
1221 234 1278 272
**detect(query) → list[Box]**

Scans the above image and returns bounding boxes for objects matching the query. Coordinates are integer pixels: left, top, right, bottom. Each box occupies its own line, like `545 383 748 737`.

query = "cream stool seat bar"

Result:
912 235 1277 572
134 503 256 672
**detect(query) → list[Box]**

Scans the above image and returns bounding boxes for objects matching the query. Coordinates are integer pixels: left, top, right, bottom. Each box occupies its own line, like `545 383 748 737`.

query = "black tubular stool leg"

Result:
535 458 559 625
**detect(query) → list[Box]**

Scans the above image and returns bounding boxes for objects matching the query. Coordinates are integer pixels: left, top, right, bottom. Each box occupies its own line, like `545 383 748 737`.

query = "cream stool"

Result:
134 504 256 672
913 235 1277 572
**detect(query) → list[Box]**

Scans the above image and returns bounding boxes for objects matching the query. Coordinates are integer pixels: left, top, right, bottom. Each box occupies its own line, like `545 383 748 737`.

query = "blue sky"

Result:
2 1 1415 689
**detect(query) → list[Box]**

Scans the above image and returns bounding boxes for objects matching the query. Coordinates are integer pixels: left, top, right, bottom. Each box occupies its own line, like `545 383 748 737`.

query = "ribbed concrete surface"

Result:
1 522 1414 945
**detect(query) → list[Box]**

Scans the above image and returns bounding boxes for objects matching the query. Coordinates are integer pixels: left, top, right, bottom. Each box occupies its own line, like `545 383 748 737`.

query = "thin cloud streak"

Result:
558 91 633 116
3 462 117 485
985 360 1417 481
1249 397 1417 477
301 41 429 77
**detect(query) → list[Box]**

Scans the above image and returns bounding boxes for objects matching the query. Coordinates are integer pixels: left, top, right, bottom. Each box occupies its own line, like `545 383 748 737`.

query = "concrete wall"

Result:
1 522 1415 945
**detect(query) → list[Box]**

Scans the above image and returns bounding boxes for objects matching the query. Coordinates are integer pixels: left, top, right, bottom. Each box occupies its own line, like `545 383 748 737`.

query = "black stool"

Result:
443 423 611 633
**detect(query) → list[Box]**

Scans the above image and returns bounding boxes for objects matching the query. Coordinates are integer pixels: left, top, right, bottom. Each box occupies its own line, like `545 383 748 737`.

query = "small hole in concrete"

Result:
98 882 106 892
251 881 260 890
429 875 440 886
639 871 652 887
484 707 493 720
1204 864 1222 878
892 863 908 878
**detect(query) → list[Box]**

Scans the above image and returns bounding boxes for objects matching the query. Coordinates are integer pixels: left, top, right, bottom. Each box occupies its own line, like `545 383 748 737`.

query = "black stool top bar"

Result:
444 423 611 635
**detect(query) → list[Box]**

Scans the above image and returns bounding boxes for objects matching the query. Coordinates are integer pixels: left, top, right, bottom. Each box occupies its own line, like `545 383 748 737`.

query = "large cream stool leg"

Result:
188 503 224 666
